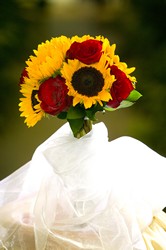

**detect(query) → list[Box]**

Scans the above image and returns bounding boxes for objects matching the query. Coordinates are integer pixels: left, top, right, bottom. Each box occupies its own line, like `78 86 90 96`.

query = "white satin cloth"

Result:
0 122 166 250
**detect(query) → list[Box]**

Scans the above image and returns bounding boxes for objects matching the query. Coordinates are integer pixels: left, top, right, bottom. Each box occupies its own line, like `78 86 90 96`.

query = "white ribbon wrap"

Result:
0 122 166 250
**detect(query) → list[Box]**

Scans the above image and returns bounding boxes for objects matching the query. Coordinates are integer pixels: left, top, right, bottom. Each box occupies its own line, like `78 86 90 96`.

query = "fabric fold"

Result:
0 122 166 250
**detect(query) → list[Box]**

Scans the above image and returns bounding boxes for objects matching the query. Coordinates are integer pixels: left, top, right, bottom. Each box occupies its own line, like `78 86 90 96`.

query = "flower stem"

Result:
75 119 92 139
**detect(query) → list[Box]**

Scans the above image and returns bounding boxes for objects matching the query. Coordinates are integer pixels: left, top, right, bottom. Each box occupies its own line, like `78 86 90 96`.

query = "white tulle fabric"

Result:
0 122 166 250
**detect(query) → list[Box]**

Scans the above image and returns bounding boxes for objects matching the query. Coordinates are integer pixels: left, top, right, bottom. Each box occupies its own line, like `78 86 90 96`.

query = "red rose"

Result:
66 39 103 64
38 76 72 115
107 65 134 108
19 68 28 85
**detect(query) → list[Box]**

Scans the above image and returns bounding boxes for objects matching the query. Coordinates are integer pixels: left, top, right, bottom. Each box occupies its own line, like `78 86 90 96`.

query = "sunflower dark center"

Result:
71 67 104 97
31 90 39 111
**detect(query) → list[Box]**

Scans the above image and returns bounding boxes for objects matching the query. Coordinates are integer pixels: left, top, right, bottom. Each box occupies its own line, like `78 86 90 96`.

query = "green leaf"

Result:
57 112 67 119
52 69 61 78
85 103 103 120
118 99 134 108
67 106 85 120
126 90 142 102
104 90 142 111
104 106 115 111
67 118 84 137
104 100 134 111
85 110 97 121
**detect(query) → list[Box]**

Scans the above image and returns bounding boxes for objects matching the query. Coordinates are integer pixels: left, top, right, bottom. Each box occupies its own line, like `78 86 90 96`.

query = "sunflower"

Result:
61 54 115 109
26 36 71 82
19 36 72 127
19 78 44 127
51 36 71 59
70 35 92 43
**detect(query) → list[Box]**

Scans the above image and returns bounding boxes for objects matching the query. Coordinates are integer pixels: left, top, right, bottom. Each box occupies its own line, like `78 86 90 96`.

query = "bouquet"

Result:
1 35 166 250
19 35 141 138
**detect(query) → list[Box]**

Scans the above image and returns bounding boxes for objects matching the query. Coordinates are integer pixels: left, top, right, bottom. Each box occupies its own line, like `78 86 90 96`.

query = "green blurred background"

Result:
0 0 165 180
